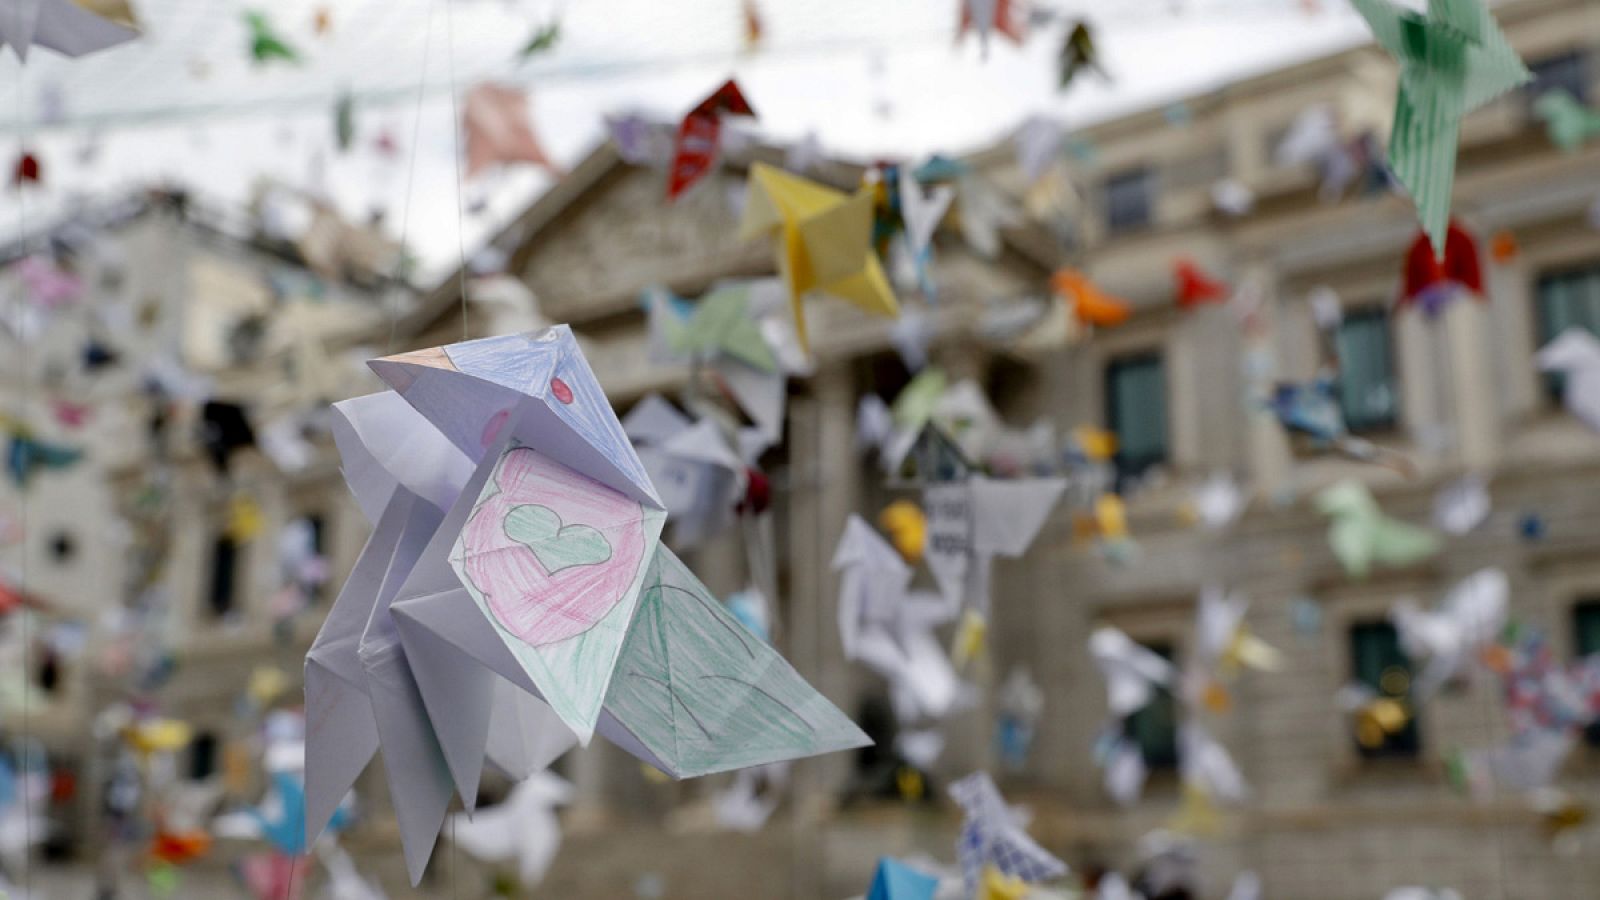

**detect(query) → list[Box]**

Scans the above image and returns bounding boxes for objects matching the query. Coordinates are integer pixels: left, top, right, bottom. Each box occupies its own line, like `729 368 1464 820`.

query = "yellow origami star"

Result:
739 162 898 352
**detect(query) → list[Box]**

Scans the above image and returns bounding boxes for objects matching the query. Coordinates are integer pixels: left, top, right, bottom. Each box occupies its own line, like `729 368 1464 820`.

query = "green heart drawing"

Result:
503 503 613 574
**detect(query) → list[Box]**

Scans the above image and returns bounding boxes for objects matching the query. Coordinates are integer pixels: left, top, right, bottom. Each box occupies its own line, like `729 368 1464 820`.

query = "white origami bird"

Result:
1089 627 1174 719
450 770 572 888
1391 567 1508 699
1537 327 1600 433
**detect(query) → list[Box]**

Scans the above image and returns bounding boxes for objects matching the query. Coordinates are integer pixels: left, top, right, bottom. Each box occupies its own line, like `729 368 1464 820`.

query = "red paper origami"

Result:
462 83 560 178
958 0 1027 49
666 79 756 201
12 151 40 187
1401 221 1482 313
1174 258 1229 309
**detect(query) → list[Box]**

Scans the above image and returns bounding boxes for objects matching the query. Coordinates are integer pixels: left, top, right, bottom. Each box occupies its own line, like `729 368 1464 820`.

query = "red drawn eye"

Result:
550 377 573 404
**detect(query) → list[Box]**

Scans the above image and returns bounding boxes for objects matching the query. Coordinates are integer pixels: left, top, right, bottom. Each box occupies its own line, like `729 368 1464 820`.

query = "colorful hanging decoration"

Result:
1400 220 1482 316
667 79 757 201
1174 258 1229 309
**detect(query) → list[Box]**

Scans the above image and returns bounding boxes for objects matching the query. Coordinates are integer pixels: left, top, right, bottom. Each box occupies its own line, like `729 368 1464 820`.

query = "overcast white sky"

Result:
0 0 1380 281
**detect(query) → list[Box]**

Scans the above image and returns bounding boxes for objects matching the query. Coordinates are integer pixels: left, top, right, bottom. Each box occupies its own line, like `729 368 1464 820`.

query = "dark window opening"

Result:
1335 306 1399 433
1350 621 1420 758
1104 168 1155 234
1534 265 1600 404
1572 600 1600 746
1105 353 1168 492
208 536 238 618
1123 642 1179 769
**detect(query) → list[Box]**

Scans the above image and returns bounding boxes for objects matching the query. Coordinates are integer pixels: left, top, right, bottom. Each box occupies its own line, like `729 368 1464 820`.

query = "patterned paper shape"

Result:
451 443 665 738
1350 0 1531 257
602 546 870 777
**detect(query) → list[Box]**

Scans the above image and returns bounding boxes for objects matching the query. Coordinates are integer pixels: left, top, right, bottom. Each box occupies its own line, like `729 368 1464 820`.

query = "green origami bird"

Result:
1533 89 1600 153
665 284 778 373
245 10 299 65
1057 21 1106 92
334 91 355 152
1315 480 1441 579
517 21 561 60
1349 0 1530 258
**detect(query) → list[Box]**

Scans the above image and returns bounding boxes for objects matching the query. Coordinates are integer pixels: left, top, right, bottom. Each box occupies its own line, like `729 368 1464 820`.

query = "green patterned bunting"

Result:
1350 0 1531 258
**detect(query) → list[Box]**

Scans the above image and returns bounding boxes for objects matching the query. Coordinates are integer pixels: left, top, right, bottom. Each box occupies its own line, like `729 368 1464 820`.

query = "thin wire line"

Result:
444 0 470 344
13 60 34 898
390 0 439 354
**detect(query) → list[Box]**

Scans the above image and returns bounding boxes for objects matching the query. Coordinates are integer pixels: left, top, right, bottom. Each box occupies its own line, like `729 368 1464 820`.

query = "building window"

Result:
1572 600 1600 746
1535 264 1600 402
1104 353 1168 490
187 732 218 781
1335 307 1399 433
1104 168 1155 234
1526 50 1590 105
207 536 239 618
1123 642 1179 769
1350 621 1420 758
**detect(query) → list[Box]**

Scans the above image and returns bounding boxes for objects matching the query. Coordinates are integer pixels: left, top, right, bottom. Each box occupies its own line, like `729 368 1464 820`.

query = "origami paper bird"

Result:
1057 21 1105 91
1052 268 1131 328
516 21 561 60
1432 473 1490 535
668 80 756 201
662 283 778 373
0 0 137 60
739 162 899 351
5 427 83 487
1392 567 1507 698
1400 221 1482 316
1315 480 1441 578
898 166 954 262
334 92 355 153
1179 721 1248 806
1189 472 1245 531
449 770 571 888
1536 327 1600 433
1533 89 1600 153
463 83 560 178
922 475 1066 615
1350 0 1531 256
948 772 1068 892
1187 587 1280 712
1090 626 1174 718
306 328 867 884
741 0 763 51
245 10 299 65
833 516 964 724
958 0 1026 55
867 857 939 900
634 418 746 548
11 151 40 187
1174 258 1228 309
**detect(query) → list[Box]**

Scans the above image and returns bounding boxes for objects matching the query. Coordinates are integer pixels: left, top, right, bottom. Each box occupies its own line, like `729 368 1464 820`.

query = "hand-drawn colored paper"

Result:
603 546 870 777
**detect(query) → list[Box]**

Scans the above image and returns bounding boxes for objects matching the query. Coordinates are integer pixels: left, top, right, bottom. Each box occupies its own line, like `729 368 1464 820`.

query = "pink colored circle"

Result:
550 377 574 404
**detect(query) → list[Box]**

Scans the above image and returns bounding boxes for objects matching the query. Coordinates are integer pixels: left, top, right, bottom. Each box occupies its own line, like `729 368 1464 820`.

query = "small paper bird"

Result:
741 0 763 52
333 91 355 153
1057 21 1105 91
739 162 899 351
667 79 756 201
1174 258 1228 309
1350 0 1531 256
948 772 1068 891
244 10 299 65
1533 89 1600 153
1536 327 1600 433
1315 480 1441 578
6 428 83 487
663 283 778 373
1051 268 1130 327
12 151 41 187
958 0 1026 56
0 0 138 60
1400 221 1482 316
463 82 560 178
450 771 572 888
516 21 561 60
1391 567 1507 698
1089 626 1173 718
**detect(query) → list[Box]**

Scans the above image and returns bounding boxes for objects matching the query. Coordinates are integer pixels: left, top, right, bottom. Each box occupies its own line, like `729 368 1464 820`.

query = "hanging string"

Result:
390 0 442 354
444 0 471 344
12 58 35 899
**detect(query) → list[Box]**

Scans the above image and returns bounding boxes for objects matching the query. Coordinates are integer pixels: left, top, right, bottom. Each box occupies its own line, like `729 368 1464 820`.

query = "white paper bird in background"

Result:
1537 327 1600 433
1391 567 1508 699
450 770 573 888
1089 626 1174 718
